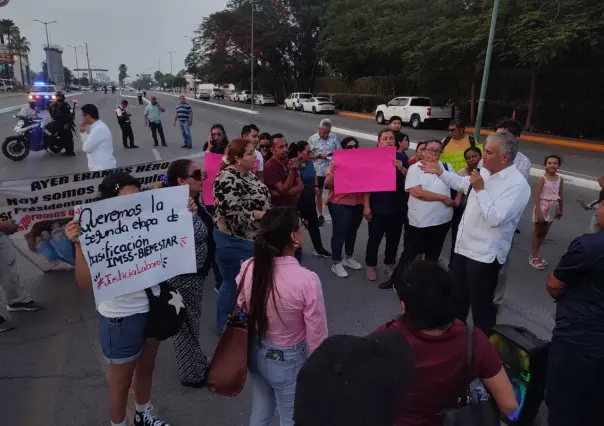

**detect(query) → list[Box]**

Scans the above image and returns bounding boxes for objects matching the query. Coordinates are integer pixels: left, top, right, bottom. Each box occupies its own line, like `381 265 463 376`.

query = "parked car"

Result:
301 97 335 114
198 91 211 101
0 79 14 91
212 88 225 99
375 96 452 129
254 94 276 106
230 92 239 102
284 92 313 111
237 90 253 103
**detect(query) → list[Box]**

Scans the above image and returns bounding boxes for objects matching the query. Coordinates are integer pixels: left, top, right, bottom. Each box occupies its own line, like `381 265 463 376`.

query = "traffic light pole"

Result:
474 0 500 142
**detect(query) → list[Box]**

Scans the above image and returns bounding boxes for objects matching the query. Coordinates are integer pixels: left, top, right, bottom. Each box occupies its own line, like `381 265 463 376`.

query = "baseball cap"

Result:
294 328 413 426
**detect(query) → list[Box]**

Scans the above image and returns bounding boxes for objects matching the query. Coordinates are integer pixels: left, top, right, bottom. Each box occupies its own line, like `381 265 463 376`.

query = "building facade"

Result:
44 45 65 87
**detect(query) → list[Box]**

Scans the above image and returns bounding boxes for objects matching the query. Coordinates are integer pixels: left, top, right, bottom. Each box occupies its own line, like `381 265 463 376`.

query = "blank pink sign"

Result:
333 147 396 194
203 152 223 205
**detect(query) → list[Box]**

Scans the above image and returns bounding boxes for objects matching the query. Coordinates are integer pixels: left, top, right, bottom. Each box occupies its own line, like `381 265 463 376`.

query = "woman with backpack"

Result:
64 172 198 426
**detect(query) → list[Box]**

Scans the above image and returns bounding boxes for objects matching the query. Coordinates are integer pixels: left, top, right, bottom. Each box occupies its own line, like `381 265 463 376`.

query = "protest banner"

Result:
440 145 482 172
0 154 203 272
77 185 196 305
333 147 396 194
202 152 222 206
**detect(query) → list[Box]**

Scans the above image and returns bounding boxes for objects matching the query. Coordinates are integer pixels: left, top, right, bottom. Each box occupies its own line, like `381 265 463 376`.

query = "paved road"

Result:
1 91 602 425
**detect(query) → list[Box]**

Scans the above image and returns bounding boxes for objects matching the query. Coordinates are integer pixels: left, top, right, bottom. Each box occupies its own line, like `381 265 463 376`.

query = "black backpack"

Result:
443 135 476 151
144 282 186 341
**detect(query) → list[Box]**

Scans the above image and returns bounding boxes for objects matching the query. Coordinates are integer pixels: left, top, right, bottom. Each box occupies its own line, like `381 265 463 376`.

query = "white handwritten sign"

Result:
77 185 196 305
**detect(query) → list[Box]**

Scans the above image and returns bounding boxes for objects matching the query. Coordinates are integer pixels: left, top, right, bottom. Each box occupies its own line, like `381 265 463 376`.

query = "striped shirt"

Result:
175 103 192 122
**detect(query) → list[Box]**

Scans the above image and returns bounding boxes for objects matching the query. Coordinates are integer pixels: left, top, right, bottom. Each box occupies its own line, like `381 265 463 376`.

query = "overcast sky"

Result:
2 0 227 80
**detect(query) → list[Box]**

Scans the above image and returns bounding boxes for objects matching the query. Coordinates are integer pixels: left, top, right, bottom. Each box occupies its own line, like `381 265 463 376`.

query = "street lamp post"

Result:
67 45 82 81
167 50 175 93
250 0 254 111
33 19 57 83
474 0 500 141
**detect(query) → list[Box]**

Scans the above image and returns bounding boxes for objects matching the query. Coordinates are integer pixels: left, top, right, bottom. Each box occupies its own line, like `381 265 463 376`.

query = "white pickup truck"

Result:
375 96 452 129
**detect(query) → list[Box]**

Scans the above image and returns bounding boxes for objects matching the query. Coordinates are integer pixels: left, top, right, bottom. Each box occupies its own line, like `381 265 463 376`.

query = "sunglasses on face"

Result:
259 145 269 149
186 170 206 181
211 132 223 137
345 144 359 149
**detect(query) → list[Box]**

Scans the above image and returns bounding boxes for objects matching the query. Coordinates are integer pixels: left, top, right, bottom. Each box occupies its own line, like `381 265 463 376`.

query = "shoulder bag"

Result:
207 263 251 396
442 324 501 426
144 282 186 341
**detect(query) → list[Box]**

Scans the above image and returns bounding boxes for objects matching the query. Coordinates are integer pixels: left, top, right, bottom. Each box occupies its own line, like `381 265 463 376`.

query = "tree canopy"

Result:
187 0 604 136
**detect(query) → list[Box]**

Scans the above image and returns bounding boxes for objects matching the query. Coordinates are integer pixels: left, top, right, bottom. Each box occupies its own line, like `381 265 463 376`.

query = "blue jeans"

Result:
97 312 147 364
179 121 192 147
249 339 308 426
327 202 363 263
214 229 254 333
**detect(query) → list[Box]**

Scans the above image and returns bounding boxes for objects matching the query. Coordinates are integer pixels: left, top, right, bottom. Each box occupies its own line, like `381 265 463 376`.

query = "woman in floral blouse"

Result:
213 138 271 333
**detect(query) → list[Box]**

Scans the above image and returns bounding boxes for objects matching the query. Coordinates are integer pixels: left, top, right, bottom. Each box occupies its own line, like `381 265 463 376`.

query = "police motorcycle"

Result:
2 100 78 161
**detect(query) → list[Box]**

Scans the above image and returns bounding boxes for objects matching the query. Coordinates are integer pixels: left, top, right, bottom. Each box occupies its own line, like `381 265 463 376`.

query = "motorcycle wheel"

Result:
2 135 29 161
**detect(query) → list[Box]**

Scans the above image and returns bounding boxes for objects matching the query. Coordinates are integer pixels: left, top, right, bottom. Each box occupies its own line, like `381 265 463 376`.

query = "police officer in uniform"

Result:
115 99 138 149
48 92 75 156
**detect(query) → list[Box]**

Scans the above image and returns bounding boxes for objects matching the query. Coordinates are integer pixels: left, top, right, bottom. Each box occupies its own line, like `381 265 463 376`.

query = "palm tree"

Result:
118 64 128 88
9 31 30 87
0 19 15 45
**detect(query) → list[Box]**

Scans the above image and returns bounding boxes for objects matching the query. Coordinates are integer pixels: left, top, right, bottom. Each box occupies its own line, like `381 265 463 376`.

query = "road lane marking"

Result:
152 148 162 161
330 126 601 190
0 92 83 115
153 91 260 115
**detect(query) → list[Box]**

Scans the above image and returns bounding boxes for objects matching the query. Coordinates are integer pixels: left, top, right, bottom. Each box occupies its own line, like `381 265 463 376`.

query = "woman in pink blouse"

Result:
237 206 328 426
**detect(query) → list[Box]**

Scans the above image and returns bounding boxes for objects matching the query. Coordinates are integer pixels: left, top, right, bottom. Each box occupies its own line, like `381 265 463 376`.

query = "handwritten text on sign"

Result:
78 185 196 305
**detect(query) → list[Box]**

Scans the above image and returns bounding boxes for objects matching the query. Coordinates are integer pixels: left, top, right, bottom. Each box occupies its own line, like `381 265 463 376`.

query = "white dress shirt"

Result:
80 120 116 172
479 151 531 181
439 164 531 264
406 161 454 228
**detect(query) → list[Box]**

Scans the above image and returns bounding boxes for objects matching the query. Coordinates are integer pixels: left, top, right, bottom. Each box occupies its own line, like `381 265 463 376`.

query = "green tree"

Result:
8 28 31 87
154 70 163 83
63 66 74 85
118 64 128 87
79 76 90 86
0 19 15 45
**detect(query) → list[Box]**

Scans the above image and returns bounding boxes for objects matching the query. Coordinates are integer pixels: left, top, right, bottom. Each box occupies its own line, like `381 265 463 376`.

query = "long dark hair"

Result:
248 206 301 341
394 260 455 330
288 140 308 159
211 124 228 145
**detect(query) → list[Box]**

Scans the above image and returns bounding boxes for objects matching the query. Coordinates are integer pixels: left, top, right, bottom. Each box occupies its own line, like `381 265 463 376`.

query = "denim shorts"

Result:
98 312 147 364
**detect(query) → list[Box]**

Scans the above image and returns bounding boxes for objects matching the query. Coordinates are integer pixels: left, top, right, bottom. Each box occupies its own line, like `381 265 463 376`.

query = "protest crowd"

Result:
1 98 603 426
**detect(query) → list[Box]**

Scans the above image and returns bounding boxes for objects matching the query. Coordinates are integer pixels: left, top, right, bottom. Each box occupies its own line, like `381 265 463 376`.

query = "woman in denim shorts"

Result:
236 207 328 425
65 173 170 426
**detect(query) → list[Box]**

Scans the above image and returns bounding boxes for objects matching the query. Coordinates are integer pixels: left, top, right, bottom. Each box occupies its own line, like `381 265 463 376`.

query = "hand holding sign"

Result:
77 186 196 305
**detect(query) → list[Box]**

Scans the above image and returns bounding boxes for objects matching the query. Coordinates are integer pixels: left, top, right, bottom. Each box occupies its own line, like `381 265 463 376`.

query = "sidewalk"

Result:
334 110 604 152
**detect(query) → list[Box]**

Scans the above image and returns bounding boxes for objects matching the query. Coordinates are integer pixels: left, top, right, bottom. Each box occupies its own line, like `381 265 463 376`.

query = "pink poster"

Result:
203 152 223 205
333 147 396 194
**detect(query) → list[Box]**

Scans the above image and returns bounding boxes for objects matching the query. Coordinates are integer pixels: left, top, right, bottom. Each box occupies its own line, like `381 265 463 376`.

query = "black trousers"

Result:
298 200 325 252
450 254 502 336
119 123 135 147
61 130 74 154
149 121 166 145
449 206 465 267
392 221 450 277
365 212 404 267
546 339 603 426
138 95 143 105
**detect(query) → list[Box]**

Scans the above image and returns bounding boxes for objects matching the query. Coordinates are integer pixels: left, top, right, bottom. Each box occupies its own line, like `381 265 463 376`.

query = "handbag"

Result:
207 264 251 397
442 324 501 426
144 282 186 341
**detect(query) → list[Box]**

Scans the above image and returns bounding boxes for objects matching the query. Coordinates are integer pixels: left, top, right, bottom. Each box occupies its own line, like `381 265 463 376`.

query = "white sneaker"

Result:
342 257 362 270
331 263 349 278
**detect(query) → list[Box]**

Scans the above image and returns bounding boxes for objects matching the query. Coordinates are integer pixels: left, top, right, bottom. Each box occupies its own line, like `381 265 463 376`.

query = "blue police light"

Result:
33 81 45 86
44 95 50 99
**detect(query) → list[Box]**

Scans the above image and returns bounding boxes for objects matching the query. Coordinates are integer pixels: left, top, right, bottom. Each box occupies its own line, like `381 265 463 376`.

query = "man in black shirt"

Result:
48 92 75 156
115 100 138 149
545 189 604 426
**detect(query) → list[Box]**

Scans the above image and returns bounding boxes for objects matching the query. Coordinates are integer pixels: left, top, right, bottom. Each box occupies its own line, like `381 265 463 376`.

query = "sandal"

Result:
540 258 549 266
529 256 545 270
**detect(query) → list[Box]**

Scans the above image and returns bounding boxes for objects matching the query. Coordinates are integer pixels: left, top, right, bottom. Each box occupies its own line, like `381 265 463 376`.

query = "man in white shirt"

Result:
382 140 454 289
420 131 531 334
241 124 264 181
79 104 116 172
